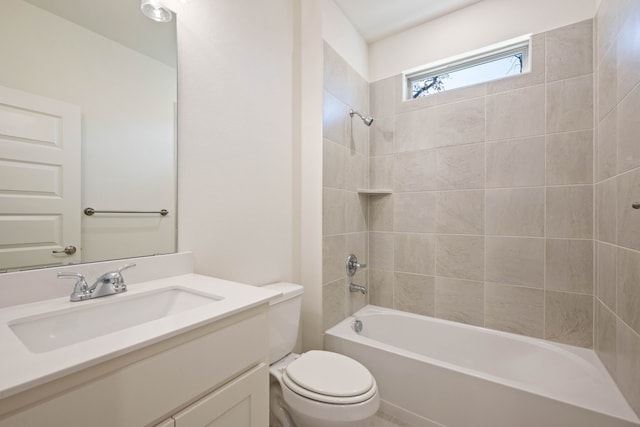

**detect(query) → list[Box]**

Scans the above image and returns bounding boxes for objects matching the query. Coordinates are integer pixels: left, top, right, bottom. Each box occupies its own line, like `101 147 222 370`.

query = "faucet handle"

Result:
57 272 90 301
346 254 366 277
116 263 136 274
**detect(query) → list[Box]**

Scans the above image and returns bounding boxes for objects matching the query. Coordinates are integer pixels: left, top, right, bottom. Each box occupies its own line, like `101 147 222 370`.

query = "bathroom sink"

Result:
9 288 222 353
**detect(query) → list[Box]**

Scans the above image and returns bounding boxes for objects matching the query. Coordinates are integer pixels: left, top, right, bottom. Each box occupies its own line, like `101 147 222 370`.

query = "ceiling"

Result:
334 0 483 43
23 0 177 67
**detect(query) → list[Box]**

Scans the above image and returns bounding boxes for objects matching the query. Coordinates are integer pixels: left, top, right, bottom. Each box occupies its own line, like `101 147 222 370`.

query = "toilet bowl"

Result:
263 283 379 427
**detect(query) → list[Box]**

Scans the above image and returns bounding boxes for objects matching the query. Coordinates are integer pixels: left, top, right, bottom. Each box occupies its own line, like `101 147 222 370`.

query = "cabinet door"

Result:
154 418 175 427
173 364 268 427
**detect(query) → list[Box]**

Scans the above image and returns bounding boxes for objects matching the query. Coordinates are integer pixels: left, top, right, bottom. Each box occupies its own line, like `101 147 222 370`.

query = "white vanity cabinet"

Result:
0 304 270 427
157 363 268 427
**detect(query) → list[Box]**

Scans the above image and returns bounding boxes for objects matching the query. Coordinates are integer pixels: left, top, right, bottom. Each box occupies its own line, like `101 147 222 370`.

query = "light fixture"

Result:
140 0 173 23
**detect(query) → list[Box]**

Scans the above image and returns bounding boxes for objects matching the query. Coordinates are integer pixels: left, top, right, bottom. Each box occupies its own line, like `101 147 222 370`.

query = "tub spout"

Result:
349 283 367 294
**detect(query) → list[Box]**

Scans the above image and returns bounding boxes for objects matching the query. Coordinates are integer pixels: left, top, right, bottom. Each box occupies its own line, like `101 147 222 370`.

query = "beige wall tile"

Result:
394 150 437 192
617 84 640 173
617 169 640 250
595 301 617 378
486 188 545 236
597 108 618 181
323 42 348 102
394 272 435 316
370 76 394 119
546 20 593 82
345 191 367 233
547 131 593 185
369 194 393 232
323 91 348 146
485 283 544 338
617 1 640 102
323 278 347 330
597 241 618 311
595 0 618 63
346 151 367 191
394 233 435 275
349 112 370 156
370 155 393 189
323 234 345 284
598 39 618 121
616 318 640 416
486 84 545 141
436 235 484 281
486 137 545 187
347 65 369 114
545 291 593 347
394 108 436 153
546 74 594 133
323 139 347 189
546 239 594 294
322 187 345 235
436 190 484 235
433 97 485 148
486 236 544 288
596 178 617 244
546 185 593 239
435 277 484 326
436 143 484 190
487 34 546 94
346 232 368 267
370 232 394 271
369 269 394 308
617 247 640 336
393 192 436 233
370 116 394 156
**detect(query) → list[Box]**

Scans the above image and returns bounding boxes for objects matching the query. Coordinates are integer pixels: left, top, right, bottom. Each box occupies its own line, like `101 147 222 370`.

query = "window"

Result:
405 35 531 99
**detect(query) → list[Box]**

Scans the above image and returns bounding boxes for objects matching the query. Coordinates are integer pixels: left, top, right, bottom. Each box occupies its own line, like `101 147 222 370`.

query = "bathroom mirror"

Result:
0 0 177 272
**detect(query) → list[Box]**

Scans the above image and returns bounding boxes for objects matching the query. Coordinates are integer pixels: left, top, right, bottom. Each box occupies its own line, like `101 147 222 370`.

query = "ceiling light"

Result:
140 0 173 23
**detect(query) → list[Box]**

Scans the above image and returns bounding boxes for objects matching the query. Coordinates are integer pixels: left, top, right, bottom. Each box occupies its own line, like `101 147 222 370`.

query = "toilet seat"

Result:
282 350 377 404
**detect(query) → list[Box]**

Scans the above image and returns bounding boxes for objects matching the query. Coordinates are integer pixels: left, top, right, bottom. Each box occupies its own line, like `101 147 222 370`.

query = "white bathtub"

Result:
325 305 640 427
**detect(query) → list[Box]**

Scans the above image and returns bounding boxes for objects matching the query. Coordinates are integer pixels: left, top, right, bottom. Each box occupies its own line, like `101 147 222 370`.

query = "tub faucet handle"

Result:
346 254 366 277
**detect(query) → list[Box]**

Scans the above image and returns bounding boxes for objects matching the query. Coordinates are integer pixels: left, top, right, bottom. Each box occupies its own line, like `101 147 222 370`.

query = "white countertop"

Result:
0 273 280 400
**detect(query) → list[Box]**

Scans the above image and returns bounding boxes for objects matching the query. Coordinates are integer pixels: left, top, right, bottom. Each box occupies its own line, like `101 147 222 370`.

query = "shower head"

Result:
349 109 374 127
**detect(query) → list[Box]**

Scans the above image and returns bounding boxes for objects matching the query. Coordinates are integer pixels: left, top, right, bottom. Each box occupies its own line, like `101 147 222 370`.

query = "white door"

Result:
0 85 81 271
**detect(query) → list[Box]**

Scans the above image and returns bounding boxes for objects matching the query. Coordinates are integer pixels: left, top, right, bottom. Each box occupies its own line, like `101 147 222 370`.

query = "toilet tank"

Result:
261 283 303 363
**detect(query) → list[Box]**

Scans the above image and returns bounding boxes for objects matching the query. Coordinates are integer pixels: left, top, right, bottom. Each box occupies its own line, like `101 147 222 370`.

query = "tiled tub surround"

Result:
594 0 640 417
368 20 595 348
322 42 370 330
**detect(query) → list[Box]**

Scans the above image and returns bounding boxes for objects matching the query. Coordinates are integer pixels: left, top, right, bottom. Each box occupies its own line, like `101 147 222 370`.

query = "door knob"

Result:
52 245 77 255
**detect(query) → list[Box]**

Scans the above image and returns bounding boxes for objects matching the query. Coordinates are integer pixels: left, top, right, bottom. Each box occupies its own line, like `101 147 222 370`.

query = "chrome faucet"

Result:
346 254 368 294
58 263 136 302
349 283 367 294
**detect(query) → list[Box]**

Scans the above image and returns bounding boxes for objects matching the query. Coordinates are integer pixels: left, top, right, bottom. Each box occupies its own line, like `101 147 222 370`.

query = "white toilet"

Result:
264 283 379 427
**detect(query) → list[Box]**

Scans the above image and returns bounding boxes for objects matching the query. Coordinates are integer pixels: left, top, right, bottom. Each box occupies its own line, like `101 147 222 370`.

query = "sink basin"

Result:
9 288 222 353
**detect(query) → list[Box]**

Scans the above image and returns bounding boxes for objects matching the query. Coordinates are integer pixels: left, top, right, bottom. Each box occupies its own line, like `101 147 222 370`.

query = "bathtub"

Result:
325 305 640 427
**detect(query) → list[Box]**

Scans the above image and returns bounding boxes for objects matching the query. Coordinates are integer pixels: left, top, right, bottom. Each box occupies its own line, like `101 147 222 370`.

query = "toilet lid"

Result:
283 351 376 404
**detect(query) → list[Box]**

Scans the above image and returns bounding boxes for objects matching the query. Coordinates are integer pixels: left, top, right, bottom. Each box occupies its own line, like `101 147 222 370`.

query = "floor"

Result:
364 409 418 427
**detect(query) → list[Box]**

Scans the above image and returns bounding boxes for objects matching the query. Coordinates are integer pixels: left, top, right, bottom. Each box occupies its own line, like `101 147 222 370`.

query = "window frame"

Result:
404 35 532 100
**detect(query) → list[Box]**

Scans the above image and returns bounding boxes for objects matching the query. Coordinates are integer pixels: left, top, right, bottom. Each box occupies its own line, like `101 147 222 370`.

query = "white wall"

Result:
369 0 599 81
0 0 177 262
322 0 369 80
169 0 295 286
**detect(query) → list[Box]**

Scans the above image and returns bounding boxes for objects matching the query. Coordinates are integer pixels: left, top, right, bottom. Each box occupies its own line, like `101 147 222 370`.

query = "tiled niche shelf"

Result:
356 189 392 195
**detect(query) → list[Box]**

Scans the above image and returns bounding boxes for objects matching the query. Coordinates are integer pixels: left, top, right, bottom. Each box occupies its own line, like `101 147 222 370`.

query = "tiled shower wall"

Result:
322 43 369 330
367 20 595 347
594 0 640 416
